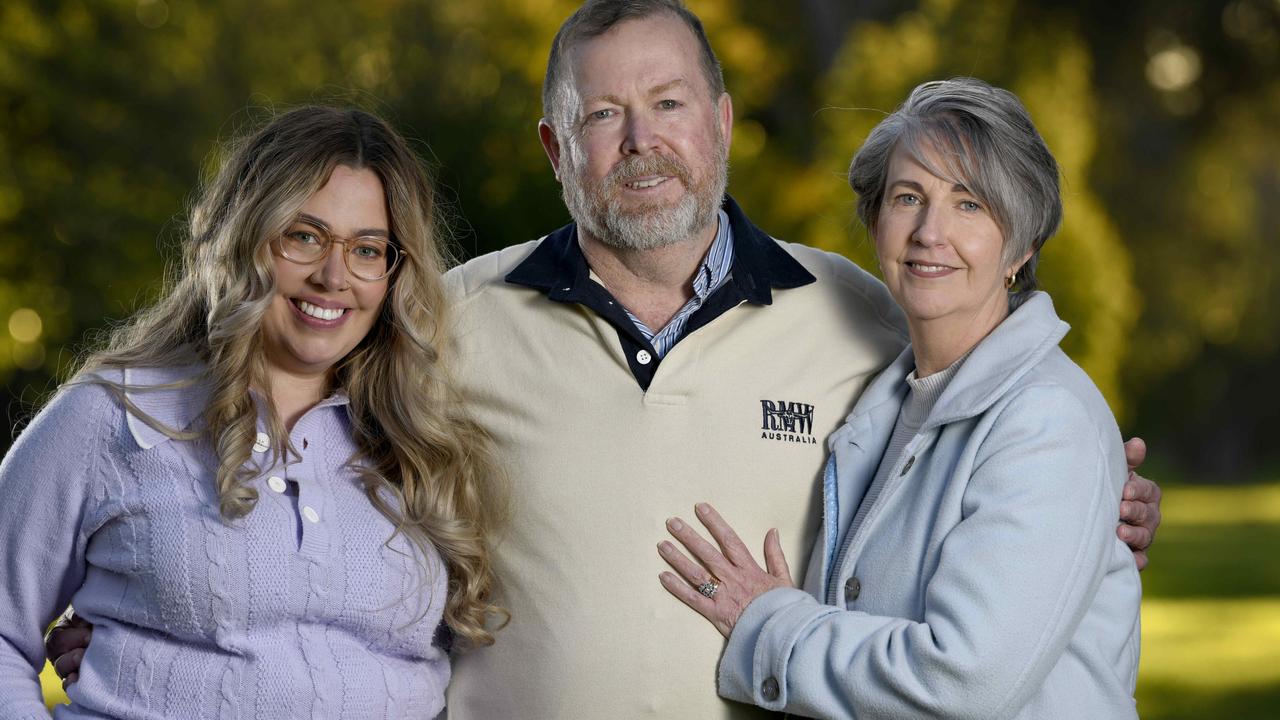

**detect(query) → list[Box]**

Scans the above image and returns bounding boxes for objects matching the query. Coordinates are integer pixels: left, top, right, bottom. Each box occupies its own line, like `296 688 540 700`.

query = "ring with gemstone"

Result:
697 579 719 598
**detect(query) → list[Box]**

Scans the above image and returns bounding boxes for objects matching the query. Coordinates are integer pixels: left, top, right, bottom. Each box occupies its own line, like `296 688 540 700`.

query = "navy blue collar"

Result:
503 196 816 391
504 196 815 303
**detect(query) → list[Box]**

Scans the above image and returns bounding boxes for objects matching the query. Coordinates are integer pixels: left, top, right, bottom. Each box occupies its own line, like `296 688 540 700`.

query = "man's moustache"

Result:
605 155 692 189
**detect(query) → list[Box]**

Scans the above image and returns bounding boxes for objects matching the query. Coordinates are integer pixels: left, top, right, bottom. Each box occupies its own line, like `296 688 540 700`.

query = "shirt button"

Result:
845 576 862 602
636 350 652 365
760 676 780 702
267 476 287 494
900 455 915 476
252 432 270 453
302 506 320 524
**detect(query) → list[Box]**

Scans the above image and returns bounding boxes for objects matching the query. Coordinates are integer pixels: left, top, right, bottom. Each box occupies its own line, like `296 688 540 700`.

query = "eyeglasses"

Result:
273 217 406 282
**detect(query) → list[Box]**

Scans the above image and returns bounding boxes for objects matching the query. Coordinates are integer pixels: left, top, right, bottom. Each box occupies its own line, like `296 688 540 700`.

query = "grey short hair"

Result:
848 77 1062 310
542 0 725 129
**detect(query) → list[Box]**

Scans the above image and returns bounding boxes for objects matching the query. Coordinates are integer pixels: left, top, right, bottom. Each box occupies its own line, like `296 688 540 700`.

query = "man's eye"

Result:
959 200 982 212
896 194 920 206
590 109 614 120
659 99 681 110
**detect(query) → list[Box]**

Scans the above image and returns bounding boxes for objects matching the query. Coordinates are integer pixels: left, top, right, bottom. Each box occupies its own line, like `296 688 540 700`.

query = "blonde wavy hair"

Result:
77 105 507 648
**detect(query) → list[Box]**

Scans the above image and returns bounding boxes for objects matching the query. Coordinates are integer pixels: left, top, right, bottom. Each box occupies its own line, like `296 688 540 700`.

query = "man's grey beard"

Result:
561 144 728 252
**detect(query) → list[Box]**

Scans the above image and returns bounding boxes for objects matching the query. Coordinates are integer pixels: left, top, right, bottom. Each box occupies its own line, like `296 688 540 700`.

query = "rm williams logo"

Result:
760 400 817 445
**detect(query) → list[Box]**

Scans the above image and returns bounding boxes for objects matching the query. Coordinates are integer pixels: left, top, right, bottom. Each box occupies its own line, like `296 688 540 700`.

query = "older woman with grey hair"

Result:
658 77 1141 719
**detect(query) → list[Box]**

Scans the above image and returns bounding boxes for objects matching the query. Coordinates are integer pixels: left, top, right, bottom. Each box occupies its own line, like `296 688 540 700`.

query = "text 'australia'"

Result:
760 399 817 444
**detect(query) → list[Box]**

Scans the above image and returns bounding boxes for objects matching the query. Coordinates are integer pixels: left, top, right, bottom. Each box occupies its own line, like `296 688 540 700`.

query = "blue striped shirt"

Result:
622 209 734 357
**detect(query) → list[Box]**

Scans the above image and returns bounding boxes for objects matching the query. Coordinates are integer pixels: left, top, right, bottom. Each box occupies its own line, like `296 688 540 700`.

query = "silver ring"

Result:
697 580 719 599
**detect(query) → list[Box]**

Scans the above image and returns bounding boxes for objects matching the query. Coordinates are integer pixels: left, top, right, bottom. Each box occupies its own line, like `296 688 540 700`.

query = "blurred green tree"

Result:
2 0 1278 482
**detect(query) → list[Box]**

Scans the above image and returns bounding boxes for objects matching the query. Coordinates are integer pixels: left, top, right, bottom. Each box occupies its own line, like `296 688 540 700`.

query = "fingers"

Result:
1132 550 1149 572
1118 523 1153 552
47 625 92 655
45 615 93 677
665 516 734 581
763 528 790 580
1119 498 1148 527
1123 437 1147 470
693 503 755 568
52 648 85 682
1120 475 1162 539
658 570 731 637
658 570 716 615
1123 473 1162 506
658 513 792 640
658 540 717 587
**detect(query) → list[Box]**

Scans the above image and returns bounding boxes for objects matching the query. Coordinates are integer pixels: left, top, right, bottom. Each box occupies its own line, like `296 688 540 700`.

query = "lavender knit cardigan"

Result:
0 366 450 719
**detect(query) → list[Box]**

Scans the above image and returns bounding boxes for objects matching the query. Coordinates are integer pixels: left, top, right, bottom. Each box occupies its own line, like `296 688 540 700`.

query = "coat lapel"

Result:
807 348 912 598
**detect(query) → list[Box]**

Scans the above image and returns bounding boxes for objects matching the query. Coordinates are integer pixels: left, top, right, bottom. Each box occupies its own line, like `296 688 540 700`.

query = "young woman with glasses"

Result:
0 106 506 719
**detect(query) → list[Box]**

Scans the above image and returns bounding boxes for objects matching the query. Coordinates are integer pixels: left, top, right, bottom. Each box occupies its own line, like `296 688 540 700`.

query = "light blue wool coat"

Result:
719 292 1141 719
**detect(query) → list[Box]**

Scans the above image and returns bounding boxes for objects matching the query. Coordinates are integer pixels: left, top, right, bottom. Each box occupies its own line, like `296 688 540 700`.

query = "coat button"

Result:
252 432 270 454
302 506 320 524
899 455 915 476
760 676 780 702
636 350 652 365
267 476 287 494
845 576 861 602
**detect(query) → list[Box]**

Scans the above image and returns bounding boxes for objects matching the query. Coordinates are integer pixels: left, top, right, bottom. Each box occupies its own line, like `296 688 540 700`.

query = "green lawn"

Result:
1133 482 1280 718
42 483 1280 716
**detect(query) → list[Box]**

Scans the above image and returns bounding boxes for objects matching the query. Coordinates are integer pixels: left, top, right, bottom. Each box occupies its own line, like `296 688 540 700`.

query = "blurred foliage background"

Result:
3 0 1278 717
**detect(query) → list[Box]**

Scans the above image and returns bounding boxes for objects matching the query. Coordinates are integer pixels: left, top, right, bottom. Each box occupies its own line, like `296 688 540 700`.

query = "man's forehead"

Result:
579 76 695 103
565 14 707 92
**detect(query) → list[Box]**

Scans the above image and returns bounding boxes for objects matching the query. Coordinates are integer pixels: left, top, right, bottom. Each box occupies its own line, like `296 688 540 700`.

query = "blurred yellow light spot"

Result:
8 308 42 343
136 0 169 30
1223 1 1264 40
1146 45 1202 92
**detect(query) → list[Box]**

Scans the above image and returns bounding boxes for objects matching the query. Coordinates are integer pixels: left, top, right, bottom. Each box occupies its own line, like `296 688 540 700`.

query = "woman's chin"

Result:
897 301 955 326
263 344 351 380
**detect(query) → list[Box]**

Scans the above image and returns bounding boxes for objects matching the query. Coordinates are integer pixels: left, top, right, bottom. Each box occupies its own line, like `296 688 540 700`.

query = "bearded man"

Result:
438 1 1161 717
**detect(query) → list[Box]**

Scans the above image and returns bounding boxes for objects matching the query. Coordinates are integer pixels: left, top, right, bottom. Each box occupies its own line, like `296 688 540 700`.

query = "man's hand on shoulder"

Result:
1118 437 1162 571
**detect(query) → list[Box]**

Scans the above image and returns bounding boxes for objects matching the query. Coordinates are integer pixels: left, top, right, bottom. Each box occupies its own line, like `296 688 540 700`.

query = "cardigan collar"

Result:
120 364 350 450
121 365 213 450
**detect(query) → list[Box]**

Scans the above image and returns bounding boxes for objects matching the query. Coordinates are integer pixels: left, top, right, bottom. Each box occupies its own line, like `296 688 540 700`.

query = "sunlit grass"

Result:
1141 591 1280 712
1141 598 1280 687
1153 481 1280 525
41 484 1280 715
1134 481 1280 719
